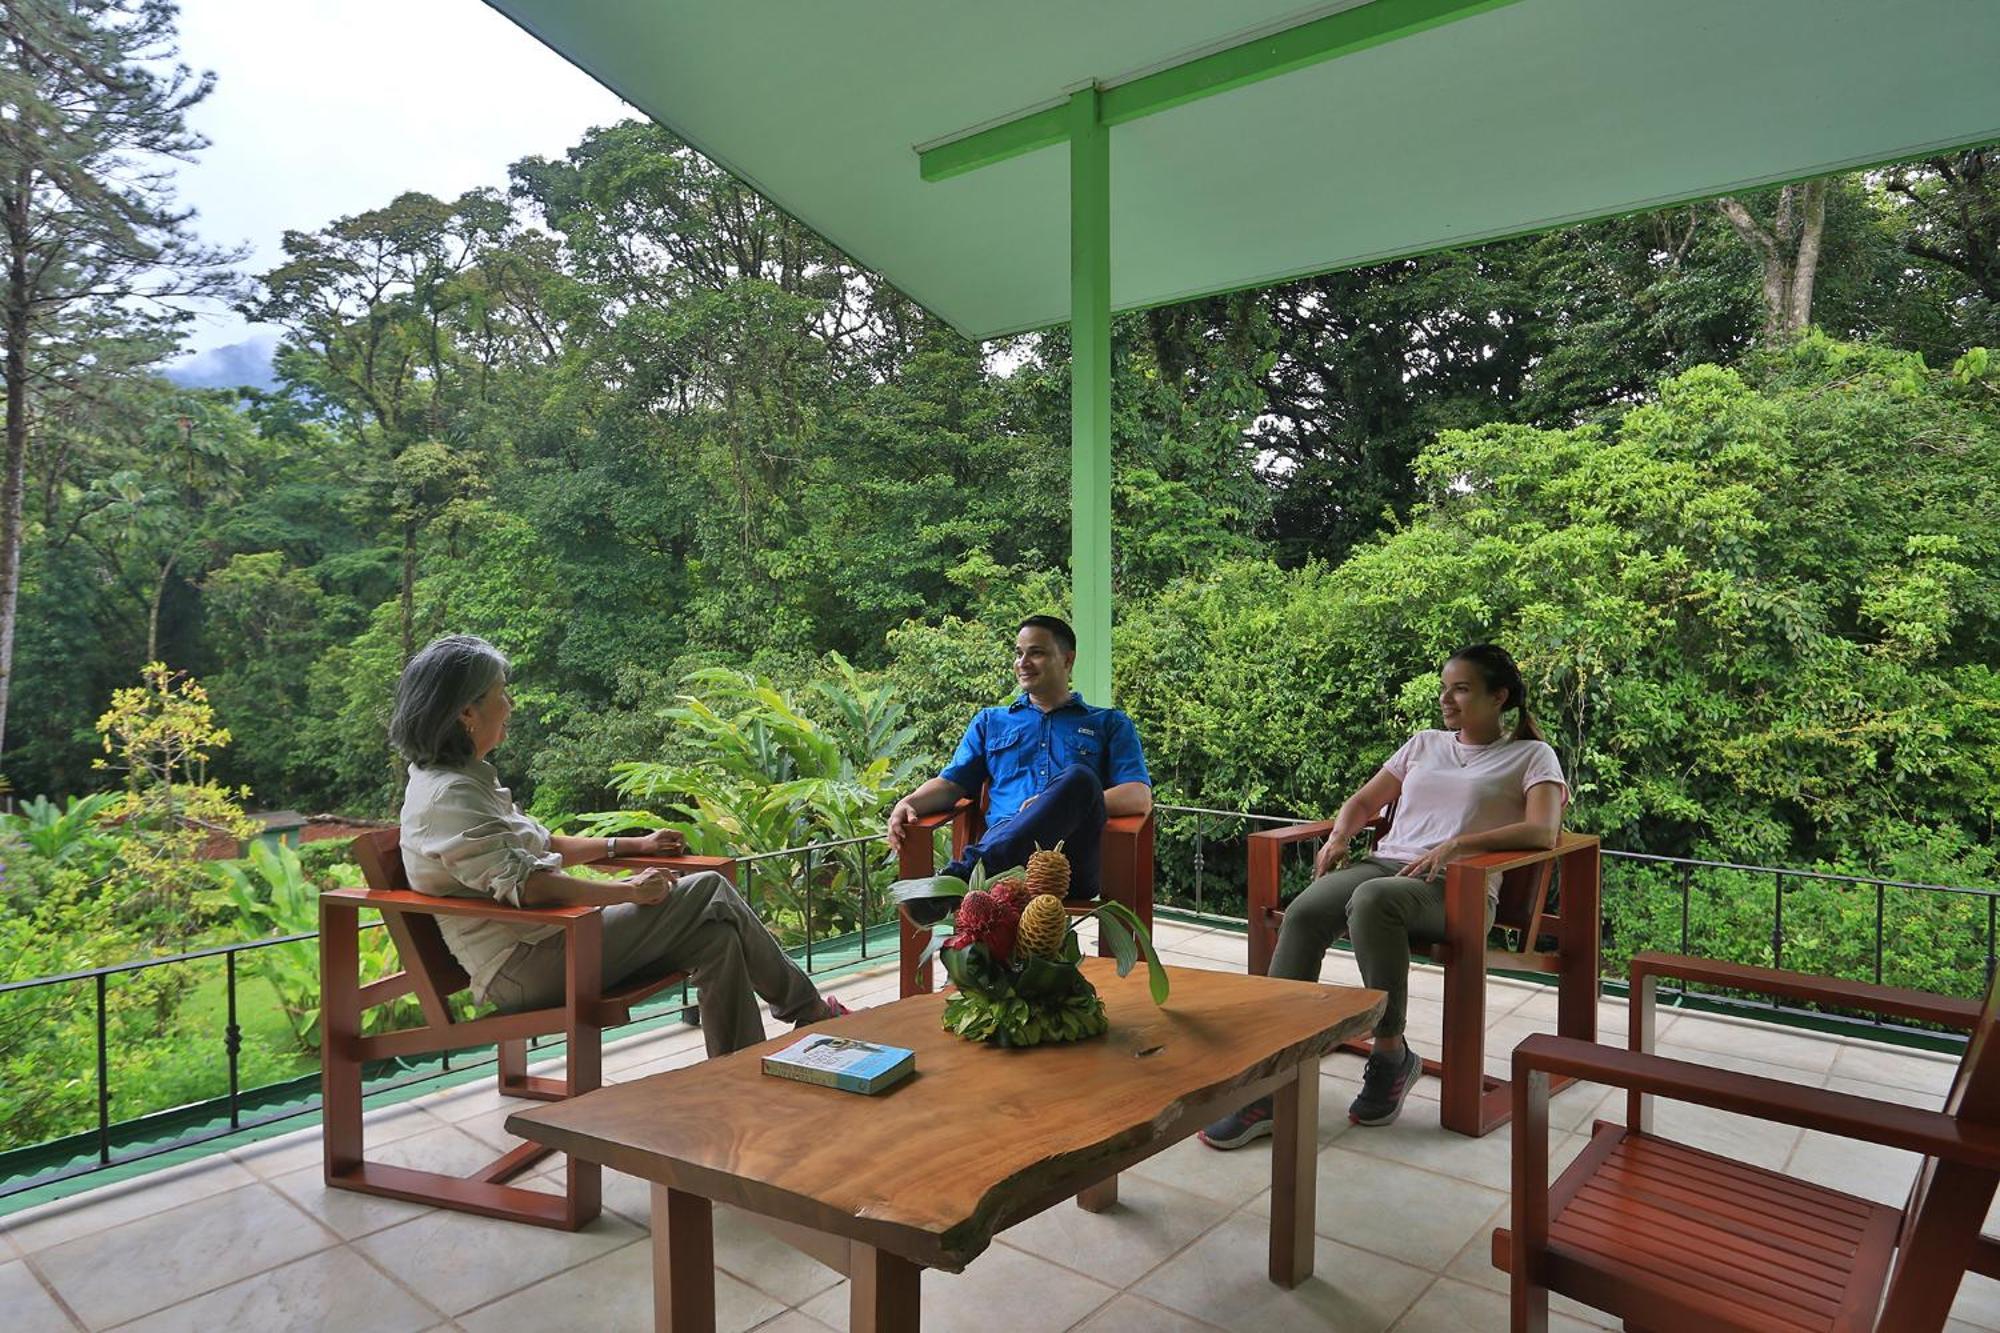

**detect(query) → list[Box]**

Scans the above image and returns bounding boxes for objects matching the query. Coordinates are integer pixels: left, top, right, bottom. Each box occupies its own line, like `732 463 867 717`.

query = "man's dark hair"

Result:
389 634 509 768
1018 615 1076 656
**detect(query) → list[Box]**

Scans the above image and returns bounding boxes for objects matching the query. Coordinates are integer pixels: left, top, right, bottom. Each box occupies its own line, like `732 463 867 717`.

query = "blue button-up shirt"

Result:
939 692 1151 827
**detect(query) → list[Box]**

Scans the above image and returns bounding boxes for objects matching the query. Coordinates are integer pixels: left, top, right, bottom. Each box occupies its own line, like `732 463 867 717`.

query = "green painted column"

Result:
1068 85 1113 704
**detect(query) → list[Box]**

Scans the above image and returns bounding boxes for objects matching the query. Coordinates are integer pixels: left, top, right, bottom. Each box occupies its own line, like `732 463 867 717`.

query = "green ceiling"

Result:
488 0 2000 342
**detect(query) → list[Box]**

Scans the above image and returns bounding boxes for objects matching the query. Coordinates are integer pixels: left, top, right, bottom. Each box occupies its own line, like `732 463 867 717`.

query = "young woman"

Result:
392 634 846 1058
1202 644 1567 1147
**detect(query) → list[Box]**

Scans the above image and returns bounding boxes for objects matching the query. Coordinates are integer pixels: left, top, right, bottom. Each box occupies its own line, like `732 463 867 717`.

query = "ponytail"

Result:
1447 643 1545 743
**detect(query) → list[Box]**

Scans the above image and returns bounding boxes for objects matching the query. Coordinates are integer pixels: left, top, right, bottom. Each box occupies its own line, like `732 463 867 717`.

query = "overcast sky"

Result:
167 0 633 365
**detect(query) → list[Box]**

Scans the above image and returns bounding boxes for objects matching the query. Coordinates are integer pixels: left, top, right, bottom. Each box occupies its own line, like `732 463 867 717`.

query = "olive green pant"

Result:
1269 857 1494 1040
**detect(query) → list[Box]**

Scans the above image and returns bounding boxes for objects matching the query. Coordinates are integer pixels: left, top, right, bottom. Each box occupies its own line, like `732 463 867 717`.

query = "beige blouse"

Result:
399 760 563 1001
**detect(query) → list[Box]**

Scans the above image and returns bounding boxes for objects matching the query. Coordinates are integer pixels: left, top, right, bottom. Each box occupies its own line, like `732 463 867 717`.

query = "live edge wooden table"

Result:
507 959 1383 1333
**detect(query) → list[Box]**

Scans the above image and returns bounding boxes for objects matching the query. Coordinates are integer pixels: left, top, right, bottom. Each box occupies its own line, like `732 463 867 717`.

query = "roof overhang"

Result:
488 0 2000 342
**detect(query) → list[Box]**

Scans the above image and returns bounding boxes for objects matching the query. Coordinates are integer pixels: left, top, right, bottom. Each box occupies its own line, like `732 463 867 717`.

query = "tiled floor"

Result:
2 919 1989 1332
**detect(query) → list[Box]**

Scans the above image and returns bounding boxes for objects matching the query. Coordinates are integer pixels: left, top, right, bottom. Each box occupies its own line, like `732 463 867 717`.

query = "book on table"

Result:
761 1033 916 1094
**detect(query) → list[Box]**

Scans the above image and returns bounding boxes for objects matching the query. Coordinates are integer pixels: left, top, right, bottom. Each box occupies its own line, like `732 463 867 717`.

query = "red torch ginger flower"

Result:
952 889 1019 963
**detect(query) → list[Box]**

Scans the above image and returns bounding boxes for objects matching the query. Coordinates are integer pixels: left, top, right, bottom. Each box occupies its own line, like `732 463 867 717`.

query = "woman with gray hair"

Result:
391 634 847 1057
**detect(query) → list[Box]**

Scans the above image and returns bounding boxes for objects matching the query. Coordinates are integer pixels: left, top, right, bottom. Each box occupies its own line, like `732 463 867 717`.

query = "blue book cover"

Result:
761 1034 916 1095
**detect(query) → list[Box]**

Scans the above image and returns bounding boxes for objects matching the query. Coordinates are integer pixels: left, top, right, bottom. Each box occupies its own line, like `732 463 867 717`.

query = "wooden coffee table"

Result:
507 958 1383 1331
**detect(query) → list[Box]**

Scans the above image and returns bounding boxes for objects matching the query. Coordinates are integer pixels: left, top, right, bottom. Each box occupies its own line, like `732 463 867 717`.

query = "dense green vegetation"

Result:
4 1 1999 1154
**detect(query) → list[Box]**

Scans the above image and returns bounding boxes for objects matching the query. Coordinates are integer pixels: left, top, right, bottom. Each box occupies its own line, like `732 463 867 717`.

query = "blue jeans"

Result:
945 764 1105 898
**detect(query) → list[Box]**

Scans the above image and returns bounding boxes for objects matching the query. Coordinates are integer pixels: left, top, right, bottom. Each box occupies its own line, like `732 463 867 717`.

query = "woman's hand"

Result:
627 828 686 857
1402 837 1465 882
1313 835 1351 878
626 866 678 906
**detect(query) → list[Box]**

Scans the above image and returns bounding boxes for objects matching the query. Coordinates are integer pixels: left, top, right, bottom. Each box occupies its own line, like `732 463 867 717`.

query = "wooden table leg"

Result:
851 1242 921 1332
1269 1057 1320 1287
651 1184 715 1333
1077 1174 1118 1212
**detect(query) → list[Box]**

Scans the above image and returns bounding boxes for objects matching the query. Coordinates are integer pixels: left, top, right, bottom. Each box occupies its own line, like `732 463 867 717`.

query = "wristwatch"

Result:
606 836 619 860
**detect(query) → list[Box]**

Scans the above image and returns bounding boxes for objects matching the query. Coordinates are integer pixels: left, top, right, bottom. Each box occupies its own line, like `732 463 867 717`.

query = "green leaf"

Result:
1096 907 1138 977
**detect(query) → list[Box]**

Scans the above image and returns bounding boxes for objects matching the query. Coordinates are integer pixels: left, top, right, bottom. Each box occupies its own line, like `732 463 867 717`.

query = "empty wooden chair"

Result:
1246 809 1601 1136
320 828 733 1230
895 789 1154 997
1496 950 2000 1331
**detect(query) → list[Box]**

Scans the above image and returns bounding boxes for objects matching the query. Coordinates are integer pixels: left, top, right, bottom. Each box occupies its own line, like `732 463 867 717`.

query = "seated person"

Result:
393 634 847 1059
888 614 1152 921
1201 643 1567 1148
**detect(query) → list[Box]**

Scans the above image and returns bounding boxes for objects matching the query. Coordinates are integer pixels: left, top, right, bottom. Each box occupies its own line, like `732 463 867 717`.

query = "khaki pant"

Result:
483 871 824 1057
1269 857 1494 1041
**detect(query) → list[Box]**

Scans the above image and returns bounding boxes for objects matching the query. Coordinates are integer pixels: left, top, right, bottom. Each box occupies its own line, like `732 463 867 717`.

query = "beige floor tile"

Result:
1784 1129 1921 1208
266 1163 434 1240
1127 1133 1284 1209
1071 1292 1224 1332
0 1259 78 1332
799 1240 1117 1332
1647 1040 1826 1086
353 1204 641 1315
1829 1039 1961 1095
232 1101 443 1180
3 1154 259 1254
1133 1212 1430 1333
1389 1276 1607 1332
113 1244 436 1333
1590 1095 1801 1170
1440 1202 1618 1328
1822 1074 1945 1109
712 1204 846 1306
747 1313 840 1333
458 1236 780 1333
1328 1096 1585 1193
1168 932 1256 966
1660 1009 1841 1074
999 1174 1233 1287
1240 1146 1504 1271
35 1183 337 1329
363 1123 518 1177
1955 1273 2000 1331
1157 949 1240 975
602 1042 709 1083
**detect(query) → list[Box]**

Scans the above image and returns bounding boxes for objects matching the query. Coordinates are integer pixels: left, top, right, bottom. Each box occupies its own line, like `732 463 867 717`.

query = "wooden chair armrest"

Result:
1106 810 1153 836
1246 818 1339 849
601 853 736 876
1445 830 1598 874
1512 1034 2000 1168
907 799 976 833
321 886 595 925
1630 951 1983 1030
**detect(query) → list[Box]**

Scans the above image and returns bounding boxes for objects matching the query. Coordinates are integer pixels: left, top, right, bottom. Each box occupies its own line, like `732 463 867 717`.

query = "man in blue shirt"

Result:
888 616 1152 921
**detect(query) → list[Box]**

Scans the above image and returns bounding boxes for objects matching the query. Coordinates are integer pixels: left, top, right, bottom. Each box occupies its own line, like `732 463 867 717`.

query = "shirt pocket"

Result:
1058 730 1104 771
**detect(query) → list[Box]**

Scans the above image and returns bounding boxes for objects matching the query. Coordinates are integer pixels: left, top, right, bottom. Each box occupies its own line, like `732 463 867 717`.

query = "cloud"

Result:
164 335 280 391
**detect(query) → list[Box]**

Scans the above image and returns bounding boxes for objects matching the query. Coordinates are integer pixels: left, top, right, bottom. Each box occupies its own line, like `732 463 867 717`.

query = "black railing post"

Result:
95 973 111 1165
804 847 815 972
1193 819 1206 915
1988 894 1996 987
225 951 243 1129
1771 872 1785 1005
857 845 870 959
1873 884 1886 987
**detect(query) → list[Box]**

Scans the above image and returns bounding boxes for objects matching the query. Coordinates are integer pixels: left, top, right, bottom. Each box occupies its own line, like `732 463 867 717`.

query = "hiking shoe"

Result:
1198 1096 1275 1150
1349 1045 1423 1126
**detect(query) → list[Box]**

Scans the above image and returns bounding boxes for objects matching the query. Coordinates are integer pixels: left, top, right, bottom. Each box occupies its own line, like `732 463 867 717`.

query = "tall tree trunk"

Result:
0 172 33 766
1716 181 1828 341
400 517 416 661
146 551 179 663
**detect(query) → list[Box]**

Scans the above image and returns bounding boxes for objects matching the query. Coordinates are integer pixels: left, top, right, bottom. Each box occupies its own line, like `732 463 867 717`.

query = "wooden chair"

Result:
321 828 734 1230
896 789 1155 997
1246 809 1601 1136
1496 951 2000 1332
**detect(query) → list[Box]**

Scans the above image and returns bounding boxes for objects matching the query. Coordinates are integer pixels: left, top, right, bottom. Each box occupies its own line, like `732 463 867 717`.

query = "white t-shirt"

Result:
1372 730 1569 865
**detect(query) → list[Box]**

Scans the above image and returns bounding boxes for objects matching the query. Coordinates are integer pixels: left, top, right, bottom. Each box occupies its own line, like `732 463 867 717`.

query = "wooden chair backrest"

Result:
1371 804 1558 958
349 827 472 1001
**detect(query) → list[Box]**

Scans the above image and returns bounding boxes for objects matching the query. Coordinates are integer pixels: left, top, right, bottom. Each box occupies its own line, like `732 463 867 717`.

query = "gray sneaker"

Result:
1349 1045 1422 1126
1198 1096 1275 1150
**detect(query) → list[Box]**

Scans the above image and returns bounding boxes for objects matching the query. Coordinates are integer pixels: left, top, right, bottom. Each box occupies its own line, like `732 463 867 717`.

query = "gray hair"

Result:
389 635 510 768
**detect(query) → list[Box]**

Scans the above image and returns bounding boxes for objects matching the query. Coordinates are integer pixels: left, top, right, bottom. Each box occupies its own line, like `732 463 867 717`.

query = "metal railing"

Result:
7 803 1993 1202
0 830 908 1202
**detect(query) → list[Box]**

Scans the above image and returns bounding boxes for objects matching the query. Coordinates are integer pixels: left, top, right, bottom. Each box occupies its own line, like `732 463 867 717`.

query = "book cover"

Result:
761 1033 916 1095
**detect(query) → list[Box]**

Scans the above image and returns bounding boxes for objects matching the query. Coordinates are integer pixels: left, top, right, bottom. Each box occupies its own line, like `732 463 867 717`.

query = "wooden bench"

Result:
319 827 733 1230
1247 811 1601 1136
894 791 1154 997
1496 951 2000 1331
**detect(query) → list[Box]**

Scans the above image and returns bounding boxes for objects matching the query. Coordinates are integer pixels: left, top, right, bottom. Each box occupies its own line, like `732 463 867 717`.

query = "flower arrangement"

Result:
914 846 1168 1046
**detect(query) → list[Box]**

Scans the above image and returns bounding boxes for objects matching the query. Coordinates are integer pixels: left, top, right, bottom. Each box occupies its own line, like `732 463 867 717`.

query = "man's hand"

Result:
626 866 678 906
1313 835 1351 878
887 800 918 853
627 828 686 857
1402 837 1464 882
